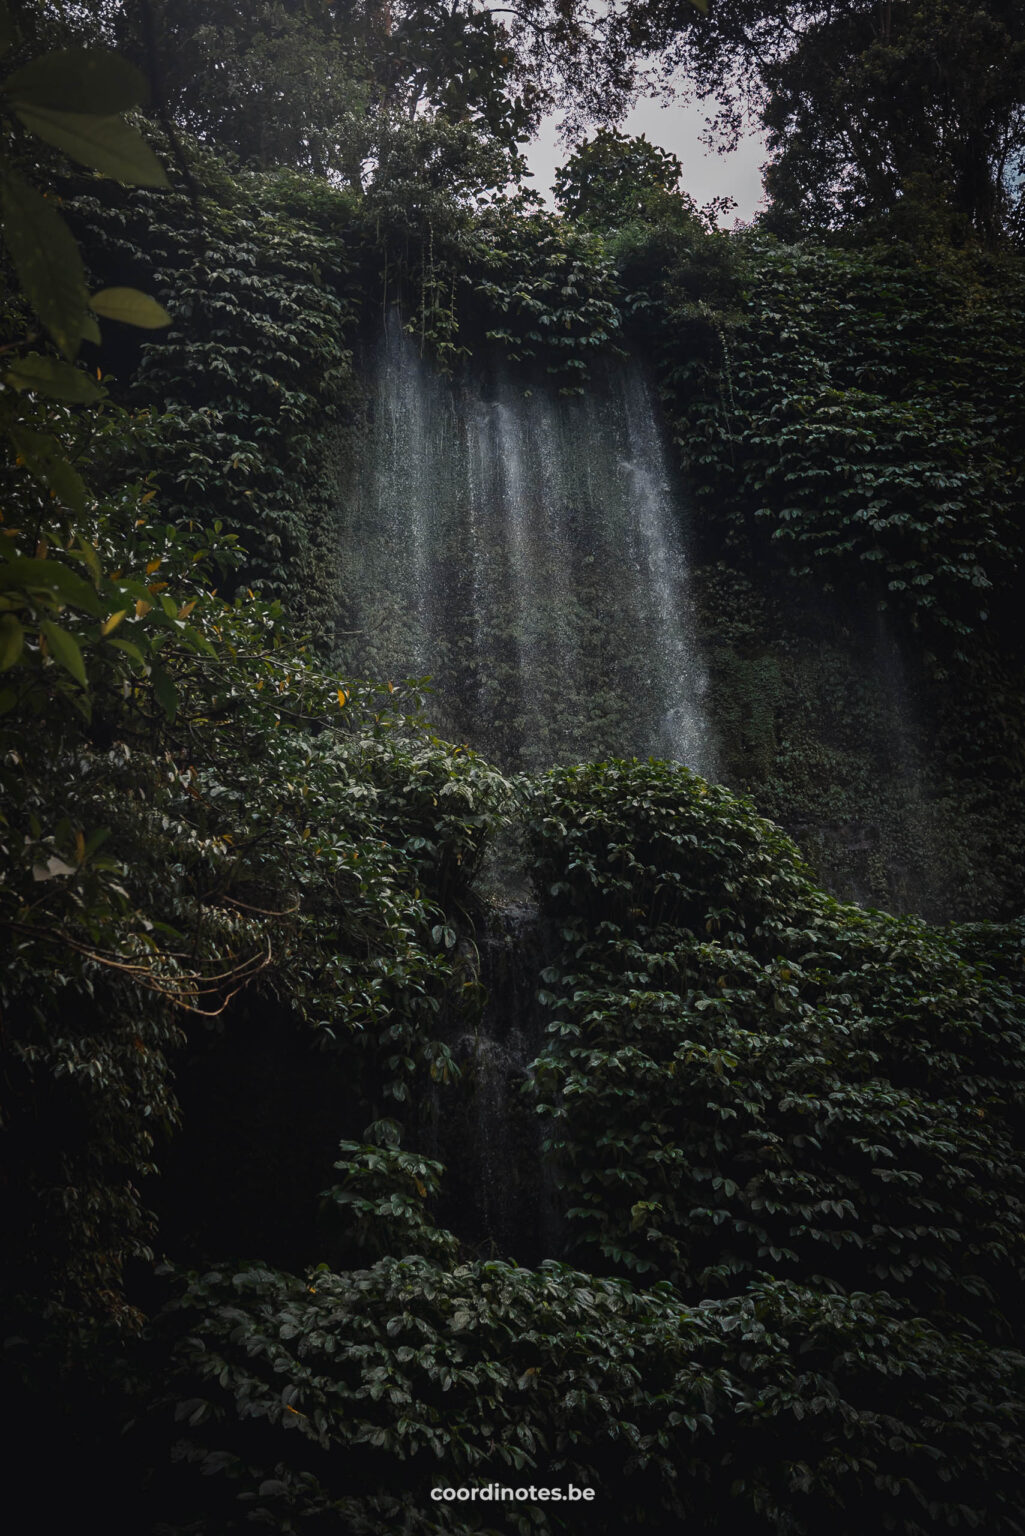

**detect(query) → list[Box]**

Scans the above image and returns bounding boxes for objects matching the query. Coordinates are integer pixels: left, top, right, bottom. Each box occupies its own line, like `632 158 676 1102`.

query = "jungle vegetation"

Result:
1 1 1024 1532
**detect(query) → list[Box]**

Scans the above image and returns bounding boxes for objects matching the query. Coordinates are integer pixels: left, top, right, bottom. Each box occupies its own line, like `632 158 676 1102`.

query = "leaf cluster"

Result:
61 158 362 626
156 1257 1025 1533
526 759 1025 1335
655 239 1025 642
0 380 516 1331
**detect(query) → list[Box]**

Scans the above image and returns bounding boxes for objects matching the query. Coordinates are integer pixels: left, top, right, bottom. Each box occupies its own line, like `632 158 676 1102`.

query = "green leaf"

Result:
0 612 23 670
151 662 177 721
91 287 171 329
8 426 88 514
83 827 111 859
12 107 169 187
0 555 103 616
80 313 101 345
40 619 87 686
5 354 103 403
0 170 87 358
108 637 145 666
3 48 148 114
75 536 103 585
74 540 102 586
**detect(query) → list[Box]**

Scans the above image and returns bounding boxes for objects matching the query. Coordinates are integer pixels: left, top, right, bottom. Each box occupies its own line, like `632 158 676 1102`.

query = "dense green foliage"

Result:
629 228 1025 912
3 10 1025 1535
40 0 1025 242
755 0 1025 241
479 132 1025 916
12 751 1011 1534
66 164 362 629
4 281 1023 1530
530 761 1025 1320
655 240 1025 639
157 1259 1025 1534
0 382 514 1332
554 128 689 228
609 0 1025 241
113 764 1023 1535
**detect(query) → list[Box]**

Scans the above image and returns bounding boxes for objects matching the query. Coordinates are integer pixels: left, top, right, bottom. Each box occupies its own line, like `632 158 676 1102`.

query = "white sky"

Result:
522 98 768 227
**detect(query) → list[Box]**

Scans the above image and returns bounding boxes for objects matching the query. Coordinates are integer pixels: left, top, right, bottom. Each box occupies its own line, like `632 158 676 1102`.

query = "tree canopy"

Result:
16 0 1025 240
612 0 1025 239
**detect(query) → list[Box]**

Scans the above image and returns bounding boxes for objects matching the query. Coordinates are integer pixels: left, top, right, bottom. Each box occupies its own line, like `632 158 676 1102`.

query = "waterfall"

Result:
426 901 563 1262
340 309 715 774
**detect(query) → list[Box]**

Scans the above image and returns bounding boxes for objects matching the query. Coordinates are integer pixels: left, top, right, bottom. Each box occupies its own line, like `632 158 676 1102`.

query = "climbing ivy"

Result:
5 105 1025 1536
467 199 623 390
526 760 1025 1333
61 156 363 638
651 239 1025 641
0 377 515 1343
155 1257 1025 1534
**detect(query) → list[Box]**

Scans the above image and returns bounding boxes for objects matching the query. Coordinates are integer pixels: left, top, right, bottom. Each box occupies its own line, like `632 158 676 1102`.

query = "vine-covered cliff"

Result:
2 96 1025 1536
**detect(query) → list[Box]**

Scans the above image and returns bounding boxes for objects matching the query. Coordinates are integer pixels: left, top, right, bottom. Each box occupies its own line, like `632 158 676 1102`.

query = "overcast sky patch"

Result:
523 97 767 226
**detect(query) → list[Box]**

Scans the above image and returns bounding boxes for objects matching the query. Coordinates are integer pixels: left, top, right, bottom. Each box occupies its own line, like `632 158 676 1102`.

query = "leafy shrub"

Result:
655 241 1025 640
155 1257 1025 1534
63 160 362 632
130 759 1025 1534
527 760 1025 1331
0 381 514 1337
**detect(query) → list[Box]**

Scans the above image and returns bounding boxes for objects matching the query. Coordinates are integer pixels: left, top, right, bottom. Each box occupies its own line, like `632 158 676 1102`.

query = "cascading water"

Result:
339 313 718 1253
340 309 716 774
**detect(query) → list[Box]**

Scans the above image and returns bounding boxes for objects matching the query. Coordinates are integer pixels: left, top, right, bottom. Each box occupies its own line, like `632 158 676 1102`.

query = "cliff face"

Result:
143 761 1025 1534
651 239 1025 920
66 168 1025 916
4 161 1024 1533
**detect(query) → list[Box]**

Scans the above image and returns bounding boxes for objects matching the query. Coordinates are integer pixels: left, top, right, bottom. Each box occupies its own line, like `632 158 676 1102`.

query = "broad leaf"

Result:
0 554 103 616
13 106 169 187
108 637 145 665
40 618 87 686
8 426 88 514
0 170 87 358
5 354 103 403
75 536 103 585
91 287 171 329
100 609 127 636
3 47 148 114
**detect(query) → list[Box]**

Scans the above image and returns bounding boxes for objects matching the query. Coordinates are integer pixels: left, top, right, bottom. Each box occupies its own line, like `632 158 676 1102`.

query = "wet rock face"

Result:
339 309 716 776
428 900 563 1263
